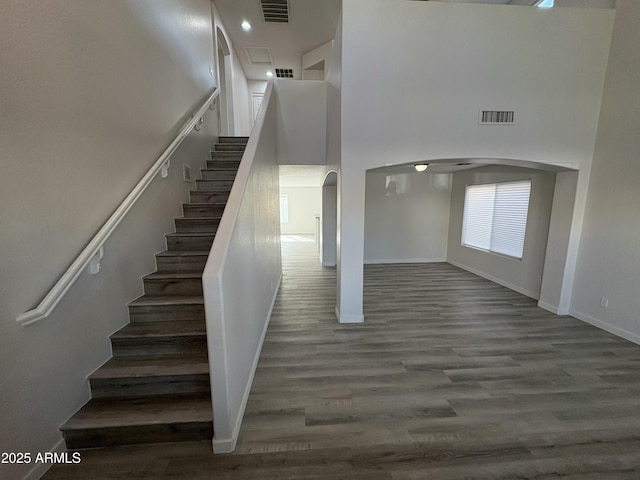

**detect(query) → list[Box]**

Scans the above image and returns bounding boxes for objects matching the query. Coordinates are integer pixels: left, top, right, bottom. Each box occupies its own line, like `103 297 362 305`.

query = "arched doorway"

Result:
216 28 234 136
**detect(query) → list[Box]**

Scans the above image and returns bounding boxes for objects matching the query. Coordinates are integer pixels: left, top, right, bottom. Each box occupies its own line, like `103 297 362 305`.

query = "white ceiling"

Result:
213 0 615 81
214 0 341 80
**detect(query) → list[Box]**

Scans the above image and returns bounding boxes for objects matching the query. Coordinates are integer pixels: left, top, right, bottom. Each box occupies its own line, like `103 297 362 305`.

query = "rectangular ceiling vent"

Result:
479 110 515 125
275 68 294 78
260 0 289 23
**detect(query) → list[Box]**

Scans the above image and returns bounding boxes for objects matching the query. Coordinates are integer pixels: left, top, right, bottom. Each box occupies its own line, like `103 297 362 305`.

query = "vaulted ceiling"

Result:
214 0 341 80
213 0 615 81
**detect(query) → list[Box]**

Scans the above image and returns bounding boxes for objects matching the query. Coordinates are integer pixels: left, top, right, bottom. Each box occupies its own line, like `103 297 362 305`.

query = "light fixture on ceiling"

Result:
414 164 429 172
532 0 554 7
266 71 274 78
241 20 252 31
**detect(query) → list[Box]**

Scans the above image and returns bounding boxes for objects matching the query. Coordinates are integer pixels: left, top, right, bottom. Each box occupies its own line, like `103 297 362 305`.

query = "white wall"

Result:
447 166 556 300
248 80 268 127
336 0 613 321
510 0 616 6
321 182 338 266
364 171 451 263
232 54 251 136
0 2 217 478
303 40 333 80
324 10 347 320
275 80 328 165
280 187 322 235
538 171 578 312
212 3 251 137
203 81 282 453
571 0 640 344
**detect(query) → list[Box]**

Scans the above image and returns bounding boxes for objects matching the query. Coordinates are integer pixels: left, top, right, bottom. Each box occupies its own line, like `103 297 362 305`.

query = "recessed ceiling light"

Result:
241 20 251 31
266 71 274 78
414 164 429 172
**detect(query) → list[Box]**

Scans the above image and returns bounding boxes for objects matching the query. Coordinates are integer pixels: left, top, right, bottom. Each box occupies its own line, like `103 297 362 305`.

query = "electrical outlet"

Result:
600 297 609 308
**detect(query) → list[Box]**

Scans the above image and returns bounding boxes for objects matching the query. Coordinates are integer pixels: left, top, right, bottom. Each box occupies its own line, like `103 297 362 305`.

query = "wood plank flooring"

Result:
42 238 640 479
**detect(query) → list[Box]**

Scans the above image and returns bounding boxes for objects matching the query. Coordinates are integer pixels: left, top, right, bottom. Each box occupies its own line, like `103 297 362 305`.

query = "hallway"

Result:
42 239 640 479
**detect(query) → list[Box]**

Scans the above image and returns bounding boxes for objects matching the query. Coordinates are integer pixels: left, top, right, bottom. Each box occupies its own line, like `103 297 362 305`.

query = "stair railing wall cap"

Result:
16 87 220 326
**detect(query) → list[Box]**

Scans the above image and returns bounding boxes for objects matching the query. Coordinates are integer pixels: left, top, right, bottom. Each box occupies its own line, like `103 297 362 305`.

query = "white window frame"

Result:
280 194 289 224
461 179 532 260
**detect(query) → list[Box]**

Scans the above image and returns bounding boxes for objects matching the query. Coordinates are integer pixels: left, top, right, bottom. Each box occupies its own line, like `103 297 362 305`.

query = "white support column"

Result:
336 164 365 323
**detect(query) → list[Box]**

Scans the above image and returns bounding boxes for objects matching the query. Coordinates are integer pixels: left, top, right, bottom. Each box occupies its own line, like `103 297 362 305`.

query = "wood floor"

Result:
42 238 640 479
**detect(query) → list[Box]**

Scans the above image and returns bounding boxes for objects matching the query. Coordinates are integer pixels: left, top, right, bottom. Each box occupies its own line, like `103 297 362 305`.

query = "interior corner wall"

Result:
325 9 345 316
280 186 322 235
211 3 251 137
232 54 251 136
303 40 333 80
275 80 327 165
0 2 216 479
364 171 451 263
570 0 640 345
447 166 556 300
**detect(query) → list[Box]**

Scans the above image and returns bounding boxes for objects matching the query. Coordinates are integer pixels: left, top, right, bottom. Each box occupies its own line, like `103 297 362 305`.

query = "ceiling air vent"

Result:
479 110 515 125
260 0 289 23
275 68 294 78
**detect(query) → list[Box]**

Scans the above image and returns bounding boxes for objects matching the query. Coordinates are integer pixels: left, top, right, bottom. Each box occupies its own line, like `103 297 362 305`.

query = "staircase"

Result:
60 137 248 449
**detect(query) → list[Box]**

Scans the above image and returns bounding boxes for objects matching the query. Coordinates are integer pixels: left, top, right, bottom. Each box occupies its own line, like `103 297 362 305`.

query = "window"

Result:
279 194 289 224
461 180 531 259
535 0 554 8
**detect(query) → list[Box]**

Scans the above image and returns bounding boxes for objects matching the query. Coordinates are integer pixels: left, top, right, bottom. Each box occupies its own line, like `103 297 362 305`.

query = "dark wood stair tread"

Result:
89 354 209 379
128 295 204 307
155 250 210 258
112 320 205 339
58 137 250 449
61 394 212 430
143 271 203 281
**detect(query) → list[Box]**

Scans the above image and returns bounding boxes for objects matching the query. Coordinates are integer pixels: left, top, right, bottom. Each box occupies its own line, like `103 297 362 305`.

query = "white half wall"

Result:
275 80 327 165
364 171 451 263
203 81 282 453
570 0 640 345
447 166 556 300
336 0 613 321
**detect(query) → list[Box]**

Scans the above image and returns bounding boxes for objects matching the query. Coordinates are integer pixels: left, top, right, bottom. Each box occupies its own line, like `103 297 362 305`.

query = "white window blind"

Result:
462 180 531 259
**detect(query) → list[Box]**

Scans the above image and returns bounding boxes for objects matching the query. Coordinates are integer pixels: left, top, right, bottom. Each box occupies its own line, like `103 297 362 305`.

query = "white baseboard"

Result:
537 300 560 314
570 308 640 346
364 258 446 265
447 259 539 300
212 273 282 454
335 306 364 324
23 439 65 480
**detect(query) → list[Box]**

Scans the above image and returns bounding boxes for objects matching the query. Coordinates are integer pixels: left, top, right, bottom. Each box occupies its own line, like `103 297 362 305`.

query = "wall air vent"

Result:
479 110 515 125
260 0 289 23
275 68 294 78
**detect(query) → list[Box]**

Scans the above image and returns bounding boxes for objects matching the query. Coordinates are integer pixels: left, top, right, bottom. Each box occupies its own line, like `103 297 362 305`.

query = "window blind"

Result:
461 180 531 259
